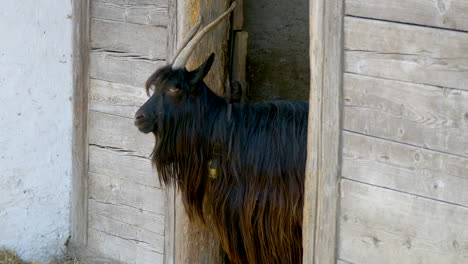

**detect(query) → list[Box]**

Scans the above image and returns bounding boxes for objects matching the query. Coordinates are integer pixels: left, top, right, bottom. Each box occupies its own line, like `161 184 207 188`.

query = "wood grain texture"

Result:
339 179 468 264
173 0 232 263
89 198 165 236
232 0 244 30
164 1 177 263
342 131 468 206
68 240 127 264
303 0 343 263
71 0 90 246
88 145 159 188
344 16 468 91
90 50 165 88
179 0 231 96
89 172 165 215
343 74 468 157
89 78 148 119
89 212 164 253
88 110 154 157
345 0 468 31
231 31 248 102
91 18 167 59
88 228 164 264
92 0 168 26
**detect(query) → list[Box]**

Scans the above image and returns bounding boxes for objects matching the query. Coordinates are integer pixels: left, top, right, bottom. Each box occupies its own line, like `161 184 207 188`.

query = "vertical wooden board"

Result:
179 0 231 95
345 0 468 31
342 131 468 206
91 18 167 59
71 0 90 245
89 79 148 119
88 110 154 157
343 74 468 157
89 198 165 236
68 240 127 264
89 51 165 87
171 1 233 263
93 0 167 5
232 0 244 30
88 228 164 264
231 31 248 102
88 172 166 215
303 0 343 263
344 17 468 91
164 1 177 263
89 212 164 253
339 179 468 264
88 145 158 188
91 0 168 26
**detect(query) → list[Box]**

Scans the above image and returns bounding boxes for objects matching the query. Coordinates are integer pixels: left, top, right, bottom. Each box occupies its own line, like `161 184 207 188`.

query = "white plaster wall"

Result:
0 0 73 262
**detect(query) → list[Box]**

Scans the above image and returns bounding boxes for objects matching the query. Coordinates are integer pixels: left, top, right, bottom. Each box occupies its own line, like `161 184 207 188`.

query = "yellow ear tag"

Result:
208 160 218 179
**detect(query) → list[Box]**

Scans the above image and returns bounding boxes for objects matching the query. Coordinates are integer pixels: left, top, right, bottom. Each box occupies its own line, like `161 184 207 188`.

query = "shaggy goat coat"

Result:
146 65 308 264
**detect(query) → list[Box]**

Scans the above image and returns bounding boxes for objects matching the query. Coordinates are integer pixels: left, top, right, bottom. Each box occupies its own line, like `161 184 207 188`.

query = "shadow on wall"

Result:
245 0 309 102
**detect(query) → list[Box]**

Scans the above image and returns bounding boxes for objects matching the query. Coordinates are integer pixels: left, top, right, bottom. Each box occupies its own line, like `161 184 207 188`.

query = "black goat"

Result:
134 3 308 263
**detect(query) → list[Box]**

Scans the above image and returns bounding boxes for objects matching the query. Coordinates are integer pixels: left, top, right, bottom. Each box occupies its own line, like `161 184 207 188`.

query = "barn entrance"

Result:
69 0 468 263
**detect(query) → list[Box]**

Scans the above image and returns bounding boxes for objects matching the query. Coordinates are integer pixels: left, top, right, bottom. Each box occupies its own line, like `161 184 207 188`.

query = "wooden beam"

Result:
232 0 243 30
169 0 233 263
345 0 468 31
164 1 177 263
70 0 90 246
303 0 344 263
231 31 248 103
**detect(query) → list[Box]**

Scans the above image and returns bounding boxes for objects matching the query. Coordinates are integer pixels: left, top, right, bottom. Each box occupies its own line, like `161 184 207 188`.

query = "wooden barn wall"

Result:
78 0 169 263
338 0 468 263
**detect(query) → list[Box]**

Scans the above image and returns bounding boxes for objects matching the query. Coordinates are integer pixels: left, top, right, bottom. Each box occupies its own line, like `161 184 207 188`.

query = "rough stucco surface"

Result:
0 0 73 262
245 0 309 102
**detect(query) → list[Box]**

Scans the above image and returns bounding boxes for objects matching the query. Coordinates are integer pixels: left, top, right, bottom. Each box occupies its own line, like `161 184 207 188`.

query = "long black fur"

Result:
137 58 308 263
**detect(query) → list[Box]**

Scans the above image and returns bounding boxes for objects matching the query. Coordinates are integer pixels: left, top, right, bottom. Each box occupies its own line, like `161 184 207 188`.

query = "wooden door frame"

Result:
70 0 344 262
302 0 344 263
167 1 344 263
70 0 90 247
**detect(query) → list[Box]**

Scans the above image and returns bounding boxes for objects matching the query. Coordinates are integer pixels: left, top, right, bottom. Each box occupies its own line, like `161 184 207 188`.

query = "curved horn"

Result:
171 17 202 64
172 1 237 69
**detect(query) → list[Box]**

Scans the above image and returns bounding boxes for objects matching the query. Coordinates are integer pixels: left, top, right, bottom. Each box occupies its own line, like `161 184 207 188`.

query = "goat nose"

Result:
135 113 145 120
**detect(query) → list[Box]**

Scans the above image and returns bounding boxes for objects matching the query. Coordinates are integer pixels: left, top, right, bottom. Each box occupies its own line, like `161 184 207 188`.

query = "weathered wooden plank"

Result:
89 79 148 119
232 0 244 30
164 1 177 263
89 51 165 87
89 172 165 215
231 31 248 102
68 240 127 264
89 198 164 236
88 110 154 157
303 0 343 263
88 228 164 264
93 0 167 5
343 74 468 157
88 145 158 190
343 131 468 206
91 0 168 26
339 179 468 264
345 0 468 31
344 16 468 91
173 0 232 263
91 18 167 59
71 0 90 246
179 0 232 96
89 212 164 254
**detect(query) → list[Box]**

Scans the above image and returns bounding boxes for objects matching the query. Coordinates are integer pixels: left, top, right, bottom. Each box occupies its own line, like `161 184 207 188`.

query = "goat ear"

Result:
190 53 215 85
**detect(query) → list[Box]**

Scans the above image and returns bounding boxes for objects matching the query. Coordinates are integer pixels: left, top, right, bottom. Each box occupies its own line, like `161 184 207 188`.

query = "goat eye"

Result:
168 87 179 93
